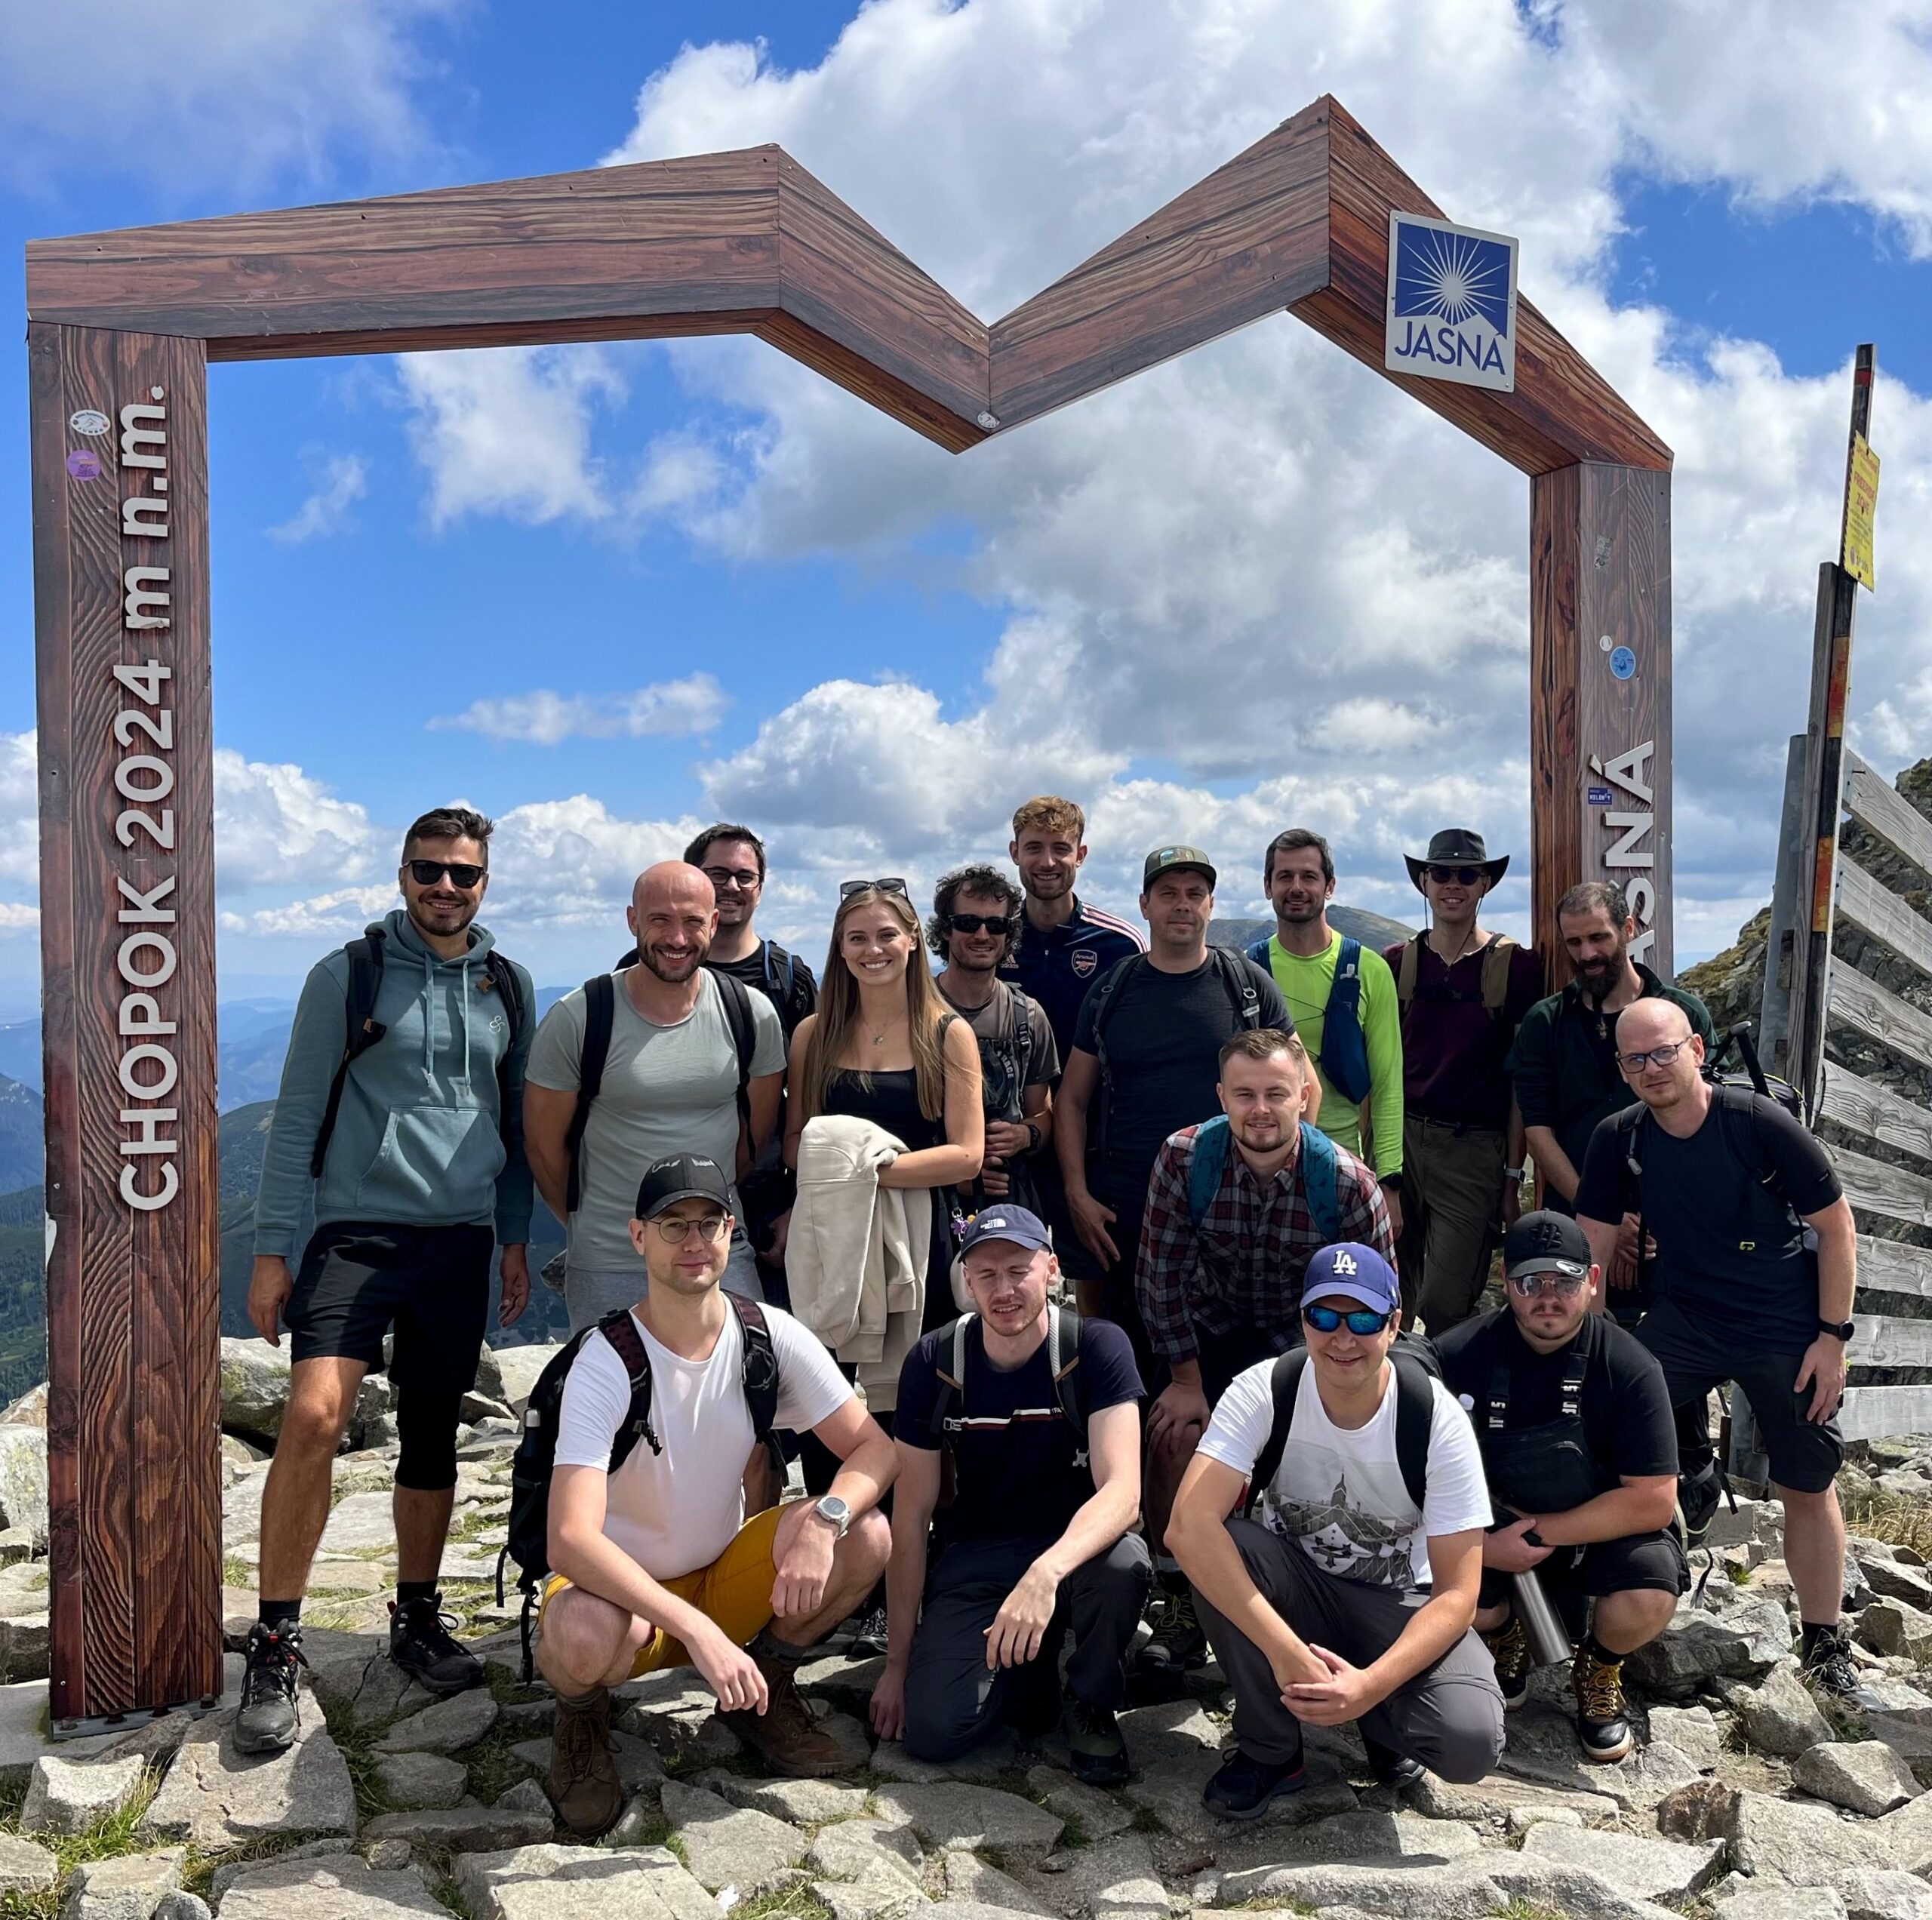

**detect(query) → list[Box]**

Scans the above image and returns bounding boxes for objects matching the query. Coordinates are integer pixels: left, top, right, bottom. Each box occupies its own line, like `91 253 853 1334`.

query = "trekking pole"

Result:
1513 1569 1572 1666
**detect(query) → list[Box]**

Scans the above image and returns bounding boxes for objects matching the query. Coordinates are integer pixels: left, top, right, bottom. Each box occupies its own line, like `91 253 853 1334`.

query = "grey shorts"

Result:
563 1226 761 1335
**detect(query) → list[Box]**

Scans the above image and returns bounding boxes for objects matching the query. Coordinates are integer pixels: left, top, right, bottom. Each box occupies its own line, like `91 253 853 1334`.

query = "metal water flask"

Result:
1513 1568 1573 1667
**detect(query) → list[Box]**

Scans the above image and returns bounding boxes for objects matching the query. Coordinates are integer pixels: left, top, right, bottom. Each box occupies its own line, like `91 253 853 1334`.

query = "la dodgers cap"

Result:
1300 1242 1400 1315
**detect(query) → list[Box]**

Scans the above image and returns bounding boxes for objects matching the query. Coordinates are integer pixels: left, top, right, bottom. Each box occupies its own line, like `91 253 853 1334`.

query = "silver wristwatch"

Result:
810 1495 852 1539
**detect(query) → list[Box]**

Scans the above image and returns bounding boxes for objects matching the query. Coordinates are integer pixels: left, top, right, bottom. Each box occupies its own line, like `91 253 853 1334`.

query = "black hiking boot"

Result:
1481 1614 1532 1709
1801 1624 1882 1709
235 1621 307 1755
1202 1746 1306 1820
389 1592 485 1696
1140 1581 1208 1675
1065 1698 1130 1786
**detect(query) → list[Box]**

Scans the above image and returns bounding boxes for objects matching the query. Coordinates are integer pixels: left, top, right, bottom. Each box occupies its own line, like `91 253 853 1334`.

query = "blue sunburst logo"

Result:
1392 225 1514 339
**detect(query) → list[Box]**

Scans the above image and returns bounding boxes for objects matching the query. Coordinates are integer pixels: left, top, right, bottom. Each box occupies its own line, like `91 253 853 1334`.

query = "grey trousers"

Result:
903 1533 1152 1763
1193 1516 1504 1783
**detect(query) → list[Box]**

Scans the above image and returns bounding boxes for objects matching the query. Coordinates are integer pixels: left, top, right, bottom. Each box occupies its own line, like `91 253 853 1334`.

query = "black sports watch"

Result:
1818 1318 1856 1343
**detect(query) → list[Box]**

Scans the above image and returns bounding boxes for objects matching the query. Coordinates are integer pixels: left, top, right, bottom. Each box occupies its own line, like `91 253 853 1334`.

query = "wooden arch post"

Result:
27 94 1669 1722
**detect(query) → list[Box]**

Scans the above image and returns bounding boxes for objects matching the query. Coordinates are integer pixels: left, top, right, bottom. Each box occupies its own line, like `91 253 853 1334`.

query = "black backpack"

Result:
928 1306 1088 1502
312 928 526 1177
496 1297 781 1678
563 967 759 1214
1242 1340 1440 1521
1085 949 1264 1167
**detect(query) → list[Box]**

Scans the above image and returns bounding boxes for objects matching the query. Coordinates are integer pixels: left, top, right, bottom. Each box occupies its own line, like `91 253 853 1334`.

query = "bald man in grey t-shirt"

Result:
525 863 786 1330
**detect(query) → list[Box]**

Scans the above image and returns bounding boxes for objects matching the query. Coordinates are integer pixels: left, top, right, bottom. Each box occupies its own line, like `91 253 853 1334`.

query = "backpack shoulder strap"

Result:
1333 937 1362 1000
1298 1121 1342 1242
1390 1350 1435 1514
565 974 617 1215
311 931 389 1178
931 1313 976 1442
482 950 525 1040
1247 1349 1309 1516
714 971 758 1128
1213 946 1264 1029
1049 1305 1086 1436
1396 932 1423 1008
1089 955 1143 1045
1186 1117 1233 1227
728 1292 781 1440
1245 934 1273 968
596 1309 660 1472
1479 935 1517 1015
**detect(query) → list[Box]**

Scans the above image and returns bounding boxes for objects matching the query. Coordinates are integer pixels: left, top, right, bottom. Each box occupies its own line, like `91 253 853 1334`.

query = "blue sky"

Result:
2 0 1930 1010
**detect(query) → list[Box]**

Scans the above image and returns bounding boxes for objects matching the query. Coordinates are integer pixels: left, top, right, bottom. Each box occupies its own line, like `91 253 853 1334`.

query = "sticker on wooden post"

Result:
1841 431 1879 591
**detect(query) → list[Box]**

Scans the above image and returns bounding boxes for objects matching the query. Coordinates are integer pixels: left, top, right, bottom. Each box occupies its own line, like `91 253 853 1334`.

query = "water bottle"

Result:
1513 1568 1573 1667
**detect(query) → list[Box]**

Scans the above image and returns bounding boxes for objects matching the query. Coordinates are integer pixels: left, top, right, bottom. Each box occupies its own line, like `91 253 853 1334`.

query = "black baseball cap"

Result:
1144 845 1217 889
1502 1210 1592 1280
633 1153 733 1222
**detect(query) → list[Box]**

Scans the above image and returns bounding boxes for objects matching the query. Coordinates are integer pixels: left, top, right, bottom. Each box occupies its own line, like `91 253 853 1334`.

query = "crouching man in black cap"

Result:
1435 1211 1684 1763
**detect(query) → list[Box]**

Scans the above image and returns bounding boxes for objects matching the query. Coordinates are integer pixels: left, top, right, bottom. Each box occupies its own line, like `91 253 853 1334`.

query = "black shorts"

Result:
287 1220 492 1395
1635 1297 1844 1495
1195 1322 1302 1405
1479 1529 1688 1618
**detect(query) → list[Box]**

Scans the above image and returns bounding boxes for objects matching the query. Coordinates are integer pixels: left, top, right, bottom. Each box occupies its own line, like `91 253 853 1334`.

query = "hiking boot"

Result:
389 1592 485 1697
1676 1458 1721 1548
848 1604 890 1659
720 1651 843 1777
1571 1645 1633 1764
1801 1625 1882 1708
549 1685 623 1838
1481 1614 1531 1709
235 1621 307 1755
1008 1657 1063 1740
1361 1731 1423 1790
1140 1583 1208 1675
1065 1698 1130 1786
1202 1746 1306 1820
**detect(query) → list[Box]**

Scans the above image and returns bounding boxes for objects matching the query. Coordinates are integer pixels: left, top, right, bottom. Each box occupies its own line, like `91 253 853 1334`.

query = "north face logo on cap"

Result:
1333 1251 1358 1275
983 1216 1009 1230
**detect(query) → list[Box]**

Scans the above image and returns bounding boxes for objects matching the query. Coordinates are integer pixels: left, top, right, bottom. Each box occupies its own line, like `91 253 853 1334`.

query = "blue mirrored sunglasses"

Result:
1302 1303 1393 1336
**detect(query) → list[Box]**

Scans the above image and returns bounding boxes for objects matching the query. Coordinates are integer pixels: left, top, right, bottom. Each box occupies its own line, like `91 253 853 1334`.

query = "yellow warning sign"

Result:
1842 432 1880 590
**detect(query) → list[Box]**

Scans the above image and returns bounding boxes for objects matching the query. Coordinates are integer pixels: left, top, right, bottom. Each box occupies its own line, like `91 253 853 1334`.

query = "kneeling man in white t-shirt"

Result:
540 1152 894 1835
1168 1243 1502 1820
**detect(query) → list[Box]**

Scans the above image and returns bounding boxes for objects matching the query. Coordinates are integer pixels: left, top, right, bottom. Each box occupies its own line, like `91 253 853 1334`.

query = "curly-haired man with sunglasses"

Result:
240 807 535 1755
1435 1211 1684 1763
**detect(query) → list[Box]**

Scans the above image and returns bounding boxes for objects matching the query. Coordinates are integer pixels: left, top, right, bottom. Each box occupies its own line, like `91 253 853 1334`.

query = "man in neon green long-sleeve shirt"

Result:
1250 829 1405 1239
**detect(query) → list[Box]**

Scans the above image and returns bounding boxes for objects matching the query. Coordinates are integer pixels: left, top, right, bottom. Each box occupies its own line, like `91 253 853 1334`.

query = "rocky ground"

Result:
0 1348 1930 1915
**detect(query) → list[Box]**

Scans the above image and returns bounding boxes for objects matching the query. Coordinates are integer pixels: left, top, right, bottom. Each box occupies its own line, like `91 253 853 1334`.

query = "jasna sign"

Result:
1383 211 1518 394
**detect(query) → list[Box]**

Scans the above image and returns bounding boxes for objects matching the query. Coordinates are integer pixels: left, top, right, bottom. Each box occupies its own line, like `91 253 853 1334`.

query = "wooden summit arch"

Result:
26 95 1670 1722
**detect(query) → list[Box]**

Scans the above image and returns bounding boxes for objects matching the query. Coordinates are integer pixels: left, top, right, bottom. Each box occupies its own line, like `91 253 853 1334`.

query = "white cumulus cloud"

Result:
269 454 368 545
430 674 730 746
213 750 384 895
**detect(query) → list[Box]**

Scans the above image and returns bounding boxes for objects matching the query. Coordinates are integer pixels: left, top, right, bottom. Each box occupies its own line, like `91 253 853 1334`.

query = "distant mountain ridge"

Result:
1211 903 1417 953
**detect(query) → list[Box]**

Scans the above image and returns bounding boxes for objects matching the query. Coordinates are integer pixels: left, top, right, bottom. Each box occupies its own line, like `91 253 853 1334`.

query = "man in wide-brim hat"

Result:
1383 829 1546 1334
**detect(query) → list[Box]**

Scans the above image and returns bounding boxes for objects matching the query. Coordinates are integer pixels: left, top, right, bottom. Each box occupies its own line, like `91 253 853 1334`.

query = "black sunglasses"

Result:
949 913 1016 936
406 860 485 888
1427 865 1483 886
840 877 909 900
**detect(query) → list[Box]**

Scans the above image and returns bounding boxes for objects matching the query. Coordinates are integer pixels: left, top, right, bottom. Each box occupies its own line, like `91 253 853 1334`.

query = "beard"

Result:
640 937 709 982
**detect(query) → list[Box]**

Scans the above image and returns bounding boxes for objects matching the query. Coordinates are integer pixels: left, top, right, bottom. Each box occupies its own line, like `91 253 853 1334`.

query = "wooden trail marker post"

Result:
27 97 1672 1723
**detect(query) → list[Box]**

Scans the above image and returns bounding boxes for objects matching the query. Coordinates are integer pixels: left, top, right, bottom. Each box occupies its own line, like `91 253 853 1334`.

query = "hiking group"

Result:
236 796 1869 1834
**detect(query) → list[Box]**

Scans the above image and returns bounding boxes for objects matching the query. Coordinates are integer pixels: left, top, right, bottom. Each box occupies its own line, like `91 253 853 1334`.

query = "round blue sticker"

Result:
1609 646 1637 681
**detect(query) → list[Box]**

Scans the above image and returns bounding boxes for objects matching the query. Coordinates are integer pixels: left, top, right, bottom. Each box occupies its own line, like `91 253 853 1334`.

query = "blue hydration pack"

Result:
1185 1114 1343 1242
1247 934 1370 1104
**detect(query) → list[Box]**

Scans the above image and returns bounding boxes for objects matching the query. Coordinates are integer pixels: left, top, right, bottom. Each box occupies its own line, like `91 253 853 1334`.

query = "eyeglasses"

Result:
948 913 1016 936
1303 1303 1393 1336
703 866 761 891
1617 1039 1690 1072
649 1214 731 1244
406 860 485 888
1427 865 1483 886
840 878 909 900
1508 1269 1589 1300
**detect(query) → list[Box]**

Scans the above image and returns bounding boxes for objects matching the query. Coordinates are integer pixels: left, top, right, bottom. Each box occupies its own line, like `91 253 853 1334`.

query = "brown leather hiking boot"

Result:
1481 1614 1531 1710
549 1685 624 1836
719 1649 843 1777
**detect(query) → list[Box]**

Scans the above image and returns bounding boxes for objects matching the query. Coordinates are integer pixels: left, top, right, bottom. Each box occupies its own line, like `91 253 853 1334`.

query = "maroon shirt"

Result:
1383 935 1545 1131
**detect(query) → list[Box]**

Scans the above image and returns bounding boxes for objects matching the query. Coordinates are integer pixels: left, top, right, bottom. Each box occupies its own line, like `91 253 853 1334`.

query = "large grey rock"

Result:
660 1780 810 1894
218 1340 292 1441
491 1343 563 1415
0 1832 55 1894
305 1640 435 1731
454 1842 719 1920
374 1749 468 1810
712 1774 868 1823
941 1853 1054 1915
151 1896 211 1920
23 1749 146 1834
140 1711 354 1845
59 1847 183 1919
1862 1558 1932 1611
360 1805 555 1854
0 1427 48 1547
1858 1677 1932 1758
1626 1595 1790 1696
1655 1777 1740 1841
872 1730 1024 1784
216 1857 449 1919
1713 1891 1847 1920
1410 1767 1619 1826
1718 1661 1833 1757
1520 1821 1726 1900
205 1839 352 1903
1057 1836 1167 1920
1835 1866 1932 1919
1647 1703 1722 1771
1857 1598 1932 1662
871 1783 1064 1863
808 1816 926 1891
1794 1739 1921 1816
816 1878 930 1920
315 1490 403 1554
1198 1854 1686 1918
1217 1809 1484 1888
373 1685 498 1752
1025 1765 1136 1838
1723 1790 1869 1881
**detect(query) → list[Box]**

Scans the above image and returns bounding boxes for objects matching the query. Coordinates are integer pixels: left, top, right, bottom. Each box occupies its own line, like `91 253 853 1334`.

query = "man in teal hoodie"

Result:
238 806 535 1755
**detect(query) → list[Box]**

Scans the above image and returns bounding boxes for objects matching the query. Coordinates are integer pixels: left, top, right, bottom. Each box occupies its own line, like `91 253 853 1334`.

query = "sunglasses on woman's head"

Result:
406 860 485 888
840 877 909 899
1427 865 1482 886
1302 1303 1393 1335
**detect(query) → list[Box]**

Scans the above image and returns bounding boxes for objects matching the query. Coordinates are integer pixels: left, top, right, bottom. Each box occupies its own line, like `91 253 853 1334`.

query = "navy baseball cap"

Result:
1300 1242 1399 1315
957 1205 1054 1260
634 1152 733 1221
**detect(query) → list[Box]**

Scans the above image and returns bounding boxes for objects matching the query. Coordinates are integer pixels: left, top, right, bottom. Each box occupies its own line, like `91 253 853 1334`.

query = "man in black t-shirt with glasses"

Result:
872 1208 1147 1783
1575 998 1871 1703
1437 1213 1684 1764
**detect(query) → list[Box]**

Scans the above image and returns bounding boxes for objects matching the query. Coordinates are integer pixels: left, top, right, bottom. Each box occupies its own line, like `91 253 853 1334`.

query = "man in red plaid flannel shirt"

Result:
1135 1028 1395 1674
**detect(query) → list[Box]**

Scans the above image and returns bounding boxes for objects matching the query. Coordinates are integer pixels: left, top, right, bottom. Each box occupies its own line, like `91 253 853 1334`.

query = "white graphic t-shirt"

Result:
1198 1358 1491 1589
